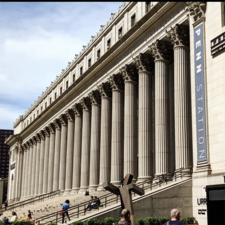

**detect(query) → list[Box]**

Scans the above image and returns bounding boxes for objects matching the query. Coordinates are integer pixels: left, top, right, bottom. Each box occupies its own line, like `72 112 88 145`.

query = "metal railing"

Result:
0 190 61 214
36 167 192 224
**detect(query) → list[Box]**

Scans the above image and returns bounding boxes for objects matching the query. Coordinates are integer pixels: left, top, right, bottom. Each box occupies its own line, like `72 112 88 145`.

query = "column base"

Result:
63 189 72 195
97 183 105 191
137 176 153 183
70 188 79 194
78 186 88 193
88 185 98 191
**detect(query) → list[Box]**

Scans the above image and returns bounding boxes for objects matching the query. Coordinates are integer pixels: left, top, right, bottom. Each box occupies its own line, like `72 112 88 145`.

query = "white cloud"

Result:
0 2 122 129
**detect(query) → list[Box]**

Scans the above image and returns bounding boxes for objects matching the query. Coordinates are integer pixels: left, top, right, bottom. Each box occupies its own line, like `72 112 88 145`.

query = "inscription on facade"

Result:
194 23 207 162
211 32 225 55
10 163 15 170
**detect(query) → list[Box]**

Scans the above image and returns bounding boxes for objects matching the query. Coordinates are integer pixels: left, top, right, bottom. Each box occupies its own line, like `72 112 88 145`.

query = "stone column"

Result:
30 137 37 197
64 109 75 195
21 146 27 198
109 74 124 186
16 146 24 199
149 40 172 175
89 90 101 191
27 140 34 197
34 134 41 196
38 131 45 195
134 53 154 181
167 24 192 172
47 123 55 193
42 127 50 194
79 97 91 193
121 65 138 181
53 119 61 191
71 104 82 194
97 82 112 190
59 114 68 193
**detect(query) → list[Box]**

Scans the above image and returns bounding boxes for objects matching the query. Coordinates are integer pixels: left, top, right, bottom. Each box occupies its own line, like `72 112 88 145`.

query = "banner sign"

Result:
194 23 207 162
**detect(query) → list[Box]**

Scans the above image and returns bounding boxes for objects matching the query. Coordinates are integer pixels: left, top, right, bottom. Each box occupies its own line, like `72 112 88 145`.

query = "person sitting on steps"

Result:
83 196 95 211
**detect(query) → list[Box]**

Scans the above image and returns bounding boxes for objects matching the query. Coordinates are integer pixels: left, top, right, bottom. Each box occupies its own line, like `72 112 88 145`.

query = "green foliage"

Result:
0 220 3 225
94 220 105 225
115 217 121 223
83 219 98 225
158 217 168 225
12 221 34 225
72 221 83 225
136 218 145 225
104 217 115 225
180 217 197 224
47 223 57 225
144 217 160 225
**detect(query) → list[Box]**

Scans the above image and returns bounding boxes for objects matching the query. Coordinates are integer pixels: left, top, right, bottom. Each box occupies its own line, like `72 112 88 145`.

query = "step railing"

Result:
0 190 61 214
36 167 192 224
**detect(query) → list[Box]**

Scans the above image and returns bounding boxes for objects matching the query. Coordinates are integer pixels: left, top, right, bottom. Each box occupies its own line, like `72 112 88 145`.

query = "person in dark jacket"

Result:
28 210 32 219
163 209 184 225
62 199 70 223
4 200 8 211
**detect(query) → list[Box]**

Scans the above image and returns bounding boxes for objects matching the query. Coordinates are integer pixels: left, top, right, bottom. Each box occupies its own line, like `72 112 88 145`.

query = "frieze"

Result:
89 90 101 105
97 82 112 98
80 97 91 110
120 64 138 83
72 103 83 116
133 53 154 73
166 24 189 47
186 2 206 23
109 74 124 91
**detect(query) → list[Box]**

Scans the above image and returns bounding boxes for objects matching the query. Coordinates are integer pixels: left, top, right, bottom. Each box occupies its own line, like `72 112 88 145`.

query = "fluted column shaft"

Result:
48 130 55 193
34 141 41 195
98 97 112 190
21 149 27 198
89 104 101 190
38 138 45 195
17 148 24 199
64 119 74 195
27 147 33 197
124 81 138 181
14 150 19 199
71 113 82 193
155 59 169 175
59 124 67 192
79 109 91 192
138 71 152 181
53 128 61 191
174 46 191 170
30 143 37 196
111 90 124 186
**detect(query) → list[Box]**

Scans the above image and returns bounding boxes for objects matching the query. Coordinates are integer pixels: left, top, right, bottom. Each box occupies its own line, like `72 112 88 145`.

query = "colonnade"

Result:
12 24 193 200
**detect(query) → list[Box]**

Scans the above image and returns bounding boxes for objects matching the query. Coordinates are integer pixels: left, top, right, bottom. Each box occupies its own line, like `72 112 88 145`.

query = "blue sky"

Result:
0 2 123 130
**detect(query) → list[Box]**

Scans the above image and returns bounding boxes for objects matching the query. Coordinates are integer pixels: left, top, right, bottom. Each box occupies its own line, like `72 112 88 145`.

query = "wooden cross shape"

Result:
103 174 144 225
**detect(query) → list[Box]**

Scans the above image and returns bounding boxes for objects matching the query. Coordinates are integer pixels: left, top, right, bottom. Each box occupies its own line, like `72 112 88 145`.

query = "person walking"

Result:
163 209 184 225
4 200 8 211
62 199 70 223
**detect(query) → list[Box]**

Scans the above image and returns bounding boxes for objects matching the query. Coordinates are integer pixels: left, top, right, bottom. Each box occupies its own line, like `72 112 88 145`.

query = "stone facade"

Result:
5 2 225 225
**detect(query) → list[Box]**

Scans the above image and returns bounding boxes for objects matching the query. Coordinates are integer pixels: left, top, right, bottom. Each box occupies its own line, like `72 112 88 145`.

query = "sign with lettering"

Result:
194 23 207 162
211 32 225 55
10 163 15 170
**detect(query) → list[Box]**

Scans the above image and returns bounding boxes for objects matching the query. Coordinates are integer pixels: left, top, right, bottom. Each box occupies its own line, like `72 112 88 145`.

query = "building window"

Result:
118 27 123 39
107 39 111 50
88 58 91 68
73 74 75 82
60 87 62 94
30 117 32 122
146 2 151 13
55 92 57 100
80 66 83 75
33 114 35 119
45 102 47 109
41 106 43 112
37 110 39 115
97 49 101 59
131 14 136 27
27 120 29 125
24 123 26 128
66 81 68 89
50 97 52 104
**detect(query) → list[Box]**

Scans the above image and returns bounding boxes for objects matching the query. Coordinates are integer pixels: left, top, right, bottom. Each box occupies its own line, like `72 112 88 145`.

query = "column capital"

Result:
65 109 75 122
48 123 55 134
25 142 30 150
53 119 61 130
97 82 112 98
32 136 37 145
133 53 154 74
43 126 50 137
35 133 41 143
89 90 101 105
185 2 206 23
72 103 83 116
28 139 34 148
59 114 68 126
109 74 124 91
149 40 173 62
120 64 138 83
80 97 91 110
8 150 12 158
166 24 189 48
39 130 45 140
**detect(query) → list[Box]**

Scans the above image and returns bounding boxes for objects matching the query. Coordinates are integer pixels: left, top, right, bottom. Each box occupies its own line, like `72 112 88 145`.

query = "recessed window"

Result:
80 66 83 75
88 58 91 68
45 102 47 109
146 2 151 13
60 87 62 94
107 39 111 50
37 110 39 115
131 14 136 27
66 81 68 89
55 92 57 100
27 120 29 125
50 97 52 104
41 106 43 112
33 114 35 119
73 74 75 82
30 117 32 122
97 49 101 59
118 27 123 39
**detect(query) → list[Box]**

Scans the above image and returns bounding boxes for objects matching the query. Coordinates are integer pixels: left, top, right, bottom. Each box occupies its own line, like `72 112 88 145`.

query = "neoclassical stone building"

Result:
6 2 225 224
